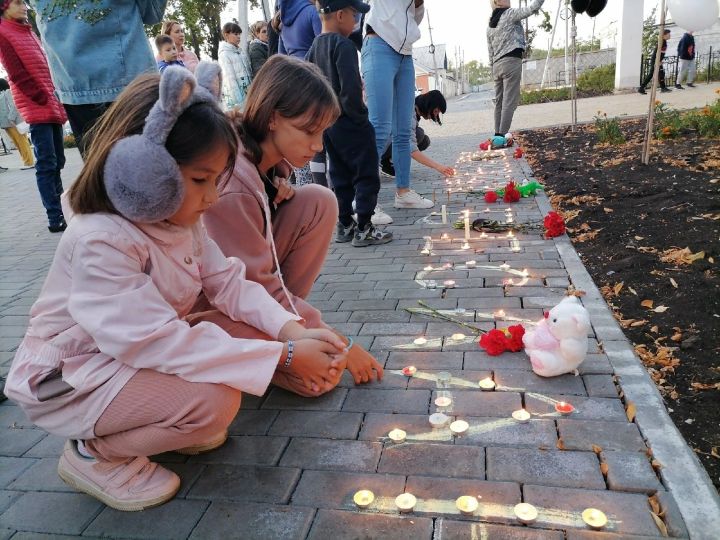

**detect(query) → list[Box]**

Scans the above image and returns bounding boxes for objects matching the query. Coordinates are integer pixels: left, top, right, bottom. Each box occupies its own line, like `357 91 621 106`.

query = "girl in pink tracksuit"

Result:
3 64 347 512
201 55 385 391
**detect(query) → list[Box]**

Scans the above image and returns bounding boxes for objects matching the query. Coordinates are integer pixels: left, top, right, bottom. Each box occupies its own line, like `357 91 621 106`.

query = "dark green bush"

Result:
577 63 616 94
520 87 570 105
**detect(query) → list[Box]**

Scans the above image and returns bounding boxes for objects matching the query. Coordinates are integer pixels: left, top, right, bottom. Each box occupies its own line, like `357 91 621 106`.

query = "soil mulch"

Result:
519 118 720 490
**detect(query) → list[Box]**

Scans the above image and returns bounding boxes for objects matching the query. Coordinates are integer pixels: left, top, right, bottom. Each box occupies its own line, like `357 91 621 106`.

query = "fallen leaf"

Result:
600 462 609 475
628 286 638 295
654 306 669 313
603 207 614 213
690 382 720 391
592 444 603 454
630 320 648 327
669 278 678 288
712 447 720 459
710 257 715 264
613 282 624 296
671 332 683 342
650 512 669 537
648 494 661 515
641 299 654 309
635 235 645 240
626 401 637 422
660 247 705 266
651 459 663 470
557 438 566 450
650 325 659 333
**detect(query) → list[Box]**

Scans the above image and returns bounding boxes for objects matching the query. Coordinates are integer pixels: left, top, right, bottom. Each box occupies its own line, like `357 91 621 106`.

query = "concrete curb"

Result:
534 191 720 540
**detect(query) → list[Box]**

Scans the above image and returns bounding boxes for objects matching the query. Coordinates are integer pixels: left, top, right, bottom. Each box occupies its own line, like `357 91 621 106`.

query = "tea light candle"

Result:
507 231 514 238
512 409 531 423
434 396 453 407
424 265 434 272
466 260 477 268
429 412 450 428
443 263 453 269
555 401 575 415
480 232 488 238
582 508 608 530
499 263 510 271
402 365 417 377
514 502 538 524
353 489 375 509
441 233 450 241
441 204 448 224
463 210 471 240
395 493 417 513
484 207 491 213
450 333 465 341
443 280 456 288
388 428 407 443
421 248 430 255
522 268 529 277
461 242 470 250
494 309 506 319
413 336 427 345
426 280 437 289
454 307 467 315
450 419 469 436
456 495 479 515
478 377 496 391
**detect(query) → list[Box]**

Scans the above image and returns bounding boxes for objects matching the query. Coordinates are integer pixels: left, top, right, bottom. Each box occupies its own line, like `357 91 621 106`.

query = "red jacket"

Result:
0 18 66 125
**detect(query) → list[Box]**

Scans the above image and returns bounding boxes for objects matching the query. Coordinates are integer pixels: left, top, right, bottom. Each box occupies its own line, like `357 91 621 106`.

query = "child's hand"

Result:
273 177 295 204
295 327 348 353
346 345 384 384
285 338 346 394
438 164 456 177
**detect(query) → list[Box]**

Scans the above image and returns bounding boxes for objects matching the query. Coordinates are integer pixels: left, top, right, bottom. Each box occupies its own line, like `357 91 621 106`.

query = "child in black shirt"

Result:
306 0 392 247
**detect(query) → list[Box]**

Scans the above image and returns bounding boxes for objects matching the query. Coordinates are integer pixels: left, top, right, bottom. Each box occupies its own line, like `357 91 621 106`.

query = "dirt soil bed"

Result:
519 118 720 490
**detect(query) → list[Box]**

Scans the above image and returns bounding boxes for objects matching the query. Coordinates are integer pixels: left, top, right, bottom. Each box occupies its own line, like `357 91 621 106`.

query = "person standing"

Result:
218 22 254 110
0 78 34 168
278 0 321 58
29 0 167 157
159 20 199 73
362 0 433 215
639 29 671 94
676 31 696 89
248 20 270 76
487 0 546 137
0 0 67 232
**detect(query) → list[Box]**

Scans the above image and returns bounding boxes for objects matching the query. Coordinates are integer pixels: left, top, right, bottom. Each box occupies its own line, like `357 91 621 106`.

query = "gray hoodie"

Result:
487 0 545 65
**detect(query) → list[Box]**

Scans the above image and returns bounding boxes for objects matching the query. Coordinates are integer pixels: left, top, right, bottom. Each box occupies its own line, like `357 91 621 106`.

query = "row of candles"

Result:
351 491 608 530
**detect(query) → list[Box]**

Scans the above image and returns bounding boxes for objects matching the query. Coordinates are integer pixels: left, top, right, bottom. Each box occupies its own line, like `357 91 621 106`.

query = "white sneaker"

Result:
353 204 393 225
394 190 434 209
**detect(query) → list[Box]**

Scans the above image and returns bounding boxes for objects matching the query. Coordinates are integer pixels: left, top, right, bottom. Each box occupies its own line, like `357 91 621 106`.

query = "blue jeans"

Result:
29 123 66 226
361 35 415 190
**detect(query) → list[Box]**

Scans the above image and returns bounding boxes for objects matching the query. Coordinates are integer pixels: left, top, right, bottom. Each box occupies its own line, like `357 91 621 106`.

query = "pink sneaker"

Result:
57 440 180 511
175 430 228 455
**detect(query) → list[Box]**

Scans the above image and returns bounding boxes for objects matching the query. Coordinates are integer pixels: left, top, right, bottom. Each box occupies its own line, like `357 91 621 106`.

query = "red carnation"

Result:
479 140 490 151
484 191 498 203
544 211 566 238
514 147 524 159
479 329 508 356
506 325 526 352
503 181 521 203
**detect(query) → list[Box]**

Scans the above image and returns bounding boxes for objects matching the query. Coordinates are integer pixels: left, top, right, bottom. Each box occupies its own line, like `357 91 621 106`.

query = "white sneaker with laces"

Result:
353 204 393 225
394 190 434 209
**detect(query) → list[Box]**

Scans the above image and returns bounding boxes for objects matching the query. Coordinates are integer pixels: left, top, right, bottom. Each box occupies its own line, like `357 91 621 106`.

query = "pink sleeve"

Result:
67 231 282 395
203 191 325 328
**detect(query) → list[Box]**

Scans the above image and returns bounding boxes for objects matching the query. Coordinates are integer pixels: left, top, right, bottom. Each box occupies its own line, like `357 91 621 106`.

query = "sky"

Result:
228 0 664 65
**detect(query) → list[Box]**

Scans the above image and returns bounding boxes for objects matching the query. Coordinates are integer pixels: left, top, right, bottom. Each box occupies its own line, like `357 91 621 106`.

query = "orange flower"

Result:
702 106 711 116
661 126 672 135
654 100 662 106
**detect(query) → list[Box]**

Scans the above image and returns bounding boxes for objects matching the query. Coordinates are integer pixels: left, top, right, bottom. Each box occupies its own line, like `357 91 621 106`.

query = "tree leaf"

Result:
600 462 609 475
669 278 678 288
648 494 661 515
650 512 669 537
654 306 669 313
650 325 659 333
635 235 645 240
628 286 638 295
641 299 654 309
613 282 624 296
603 207 614 213
626 401 637 422
556 438 566 450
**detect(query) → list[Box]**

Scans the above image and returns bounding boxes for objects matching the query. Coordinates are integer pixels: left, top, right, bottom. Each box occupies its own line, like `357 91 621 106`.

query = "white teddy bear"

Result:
522 296 591 377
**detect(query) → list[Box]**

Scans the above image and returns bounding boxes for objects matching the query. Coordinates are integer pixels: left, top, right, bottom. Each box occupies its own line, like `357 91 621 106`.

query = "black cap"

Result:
317 0 370 15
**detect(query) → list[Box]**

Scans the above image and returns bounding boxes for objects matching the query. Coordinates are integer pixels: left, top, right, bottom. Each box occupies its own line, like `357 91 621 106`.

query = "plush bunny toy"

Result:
522 296 591 377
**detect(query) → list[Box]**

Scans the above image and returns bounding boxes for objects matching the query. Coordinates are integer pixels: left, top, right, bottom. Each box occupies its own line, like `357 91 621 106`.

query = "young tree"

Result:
642 6 659 60
464 60 492 85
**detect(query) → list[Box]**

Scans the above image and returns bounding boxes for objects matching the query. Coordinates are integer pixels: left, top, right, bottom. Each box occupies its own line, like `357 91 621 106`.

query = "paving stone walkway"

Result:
1 100 719 539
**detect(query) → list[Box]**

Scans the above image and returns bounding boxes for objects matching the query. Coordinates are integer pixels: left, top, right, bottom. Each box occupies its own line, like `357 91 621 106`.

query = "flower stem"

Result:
404 300 487 336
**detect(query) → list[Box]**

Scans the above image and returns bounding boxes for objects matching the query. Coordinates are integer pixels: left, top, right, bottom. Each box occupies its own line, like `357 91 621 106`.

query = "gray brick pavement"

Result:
1 104 717 539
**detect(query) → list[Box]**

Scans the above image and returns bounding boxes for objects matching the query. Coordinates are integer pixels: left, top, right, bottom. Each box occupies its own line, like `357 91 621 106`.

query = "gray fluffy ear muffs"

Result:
103 63 223 223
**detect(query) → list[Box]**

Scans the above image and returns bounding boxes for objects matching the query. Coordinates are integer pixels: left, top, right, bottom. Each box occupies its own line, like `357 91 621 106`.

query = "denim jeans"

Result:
29 123 66 226
361 35 415 190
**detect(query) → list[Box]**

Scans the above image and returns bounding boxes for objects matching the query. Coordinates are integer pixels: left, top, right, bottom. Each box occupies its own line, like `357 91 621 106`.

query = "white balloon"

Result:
667 0 719 32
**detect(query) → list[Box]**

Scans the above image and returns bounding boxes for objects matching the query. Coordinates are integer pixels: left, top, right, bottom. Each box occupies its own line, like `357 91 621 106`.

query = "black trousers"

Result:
64 102 112 158
381 125 430 164
324 118 380 229
640 64 666 90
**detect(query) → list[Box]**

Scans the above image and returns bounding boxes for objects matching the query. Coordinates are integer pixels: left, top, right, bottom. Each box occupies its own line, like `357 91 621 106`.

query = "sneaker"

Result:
675 84 684 89
352 224 393 247
48 220 67 233
380 157 395 178
175 430 228 455
57 440 180 512
660 87 672 93
335 221 356 243
687 83 696 88
371 204 393 225
637 87 646 95
394 189 434 209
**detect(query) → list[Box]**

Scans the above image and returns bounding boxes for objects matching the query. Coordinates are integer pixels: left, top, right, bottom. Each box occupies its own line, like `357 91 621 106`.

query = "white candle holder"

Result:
512 409 531 423
514 502 538 524
388 428 407 443
429 412 450 429
456 495 479 515
395 493 417 513
353 490 375 509
450 419 469 436
582 508 608 530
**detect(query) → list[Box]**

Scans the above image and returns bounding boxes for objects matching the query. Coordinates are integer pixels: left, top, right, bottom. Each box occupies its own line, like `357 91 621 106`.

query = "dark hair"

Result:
69 73 238 215
161 20 181 36
415 89 447 124
155 34 174 49
0 78 9 92
231 55 340 165
222 22 242 35
663 29 671 35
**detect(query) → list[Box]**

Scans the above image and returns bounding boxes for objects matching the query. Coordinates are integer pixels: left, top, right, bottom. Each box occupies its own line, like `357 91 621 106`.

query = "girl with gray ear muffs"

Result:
487 0 546 137
3 64 347 513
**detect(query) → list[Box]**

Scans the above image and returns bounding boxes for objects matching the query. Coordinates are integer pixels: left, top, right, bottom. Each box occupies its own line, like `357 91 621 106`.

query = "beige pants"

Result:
4 126 34 167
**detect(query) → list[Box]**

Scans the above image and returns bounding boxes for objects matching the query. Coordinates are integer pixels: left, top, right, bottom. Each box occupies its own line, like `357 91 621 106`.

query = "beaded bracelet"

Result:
345 337 354 351
283 340 294 368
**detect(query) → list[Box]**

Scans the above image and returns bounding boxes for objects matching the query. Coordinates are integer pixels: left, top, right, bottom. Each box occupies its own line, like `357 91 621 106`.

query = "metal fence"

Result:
521 48 616 90
640 48 720 87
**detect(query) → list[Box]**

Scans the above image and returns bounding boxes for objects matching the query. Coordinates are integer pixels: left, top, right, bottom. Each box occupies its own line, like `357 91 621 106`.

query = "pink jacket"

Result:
202 149 325 328
5 210 300 439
